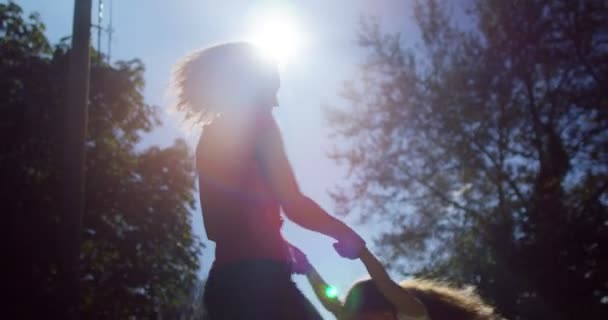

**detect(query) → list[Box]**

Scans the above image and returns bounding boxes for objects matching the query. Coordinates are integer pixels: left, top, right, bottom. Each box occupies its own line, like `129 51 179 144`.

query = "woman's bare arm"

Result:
359 247 428 318
256 115 362 245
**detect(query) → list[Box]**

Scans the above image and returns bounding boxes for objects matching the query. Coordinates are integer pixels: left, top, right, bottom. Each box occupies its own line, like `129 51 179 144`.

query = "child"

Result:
172 42 365 319
290 244 499 320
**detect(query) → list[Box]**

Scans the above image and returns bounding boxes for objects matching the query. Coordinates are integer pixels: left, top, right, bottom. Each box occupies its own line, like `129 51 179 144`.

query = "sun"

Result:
248 7 304 65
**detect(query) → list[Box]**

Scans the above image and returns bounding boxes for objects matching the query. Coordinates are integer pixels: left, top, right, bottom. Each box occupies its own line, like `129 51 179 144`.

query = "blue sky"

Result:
15 1 419 318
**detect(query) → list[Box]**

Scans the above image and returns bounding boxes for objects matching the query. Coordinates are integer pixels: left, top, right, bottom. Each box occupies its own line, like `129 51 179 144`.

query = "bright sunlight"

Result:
248 7 305 65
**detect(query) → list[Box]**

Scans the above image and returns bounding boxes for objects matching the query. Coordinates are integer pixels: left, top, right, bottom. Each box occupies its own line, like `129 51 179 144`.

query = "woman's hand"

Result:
333 226 366 259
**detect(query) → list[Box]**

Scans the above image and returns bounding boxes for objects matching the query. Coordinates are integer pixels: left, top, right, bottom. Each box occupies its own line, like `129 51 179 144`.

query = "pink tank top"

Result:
196 111 288 266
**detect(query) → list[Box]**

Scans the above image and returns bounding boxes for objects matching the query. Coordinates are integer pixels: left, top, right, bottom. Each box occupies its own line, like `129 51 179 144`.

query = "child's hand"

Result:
289 244 313 275
333 228 366 259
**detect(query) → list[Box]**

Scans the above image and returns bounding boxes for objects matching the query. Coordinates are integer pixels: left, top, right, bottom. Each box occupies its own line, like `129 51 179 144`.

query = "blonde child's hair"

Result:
400 279 500 320
343 278 500 320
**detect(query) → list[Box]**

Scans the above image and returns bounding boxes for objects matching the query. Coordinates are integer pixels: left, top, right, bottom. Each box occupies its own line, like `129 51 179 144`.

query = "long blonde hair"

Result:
342 278 500 320
170 42 277 126
400 279 500 320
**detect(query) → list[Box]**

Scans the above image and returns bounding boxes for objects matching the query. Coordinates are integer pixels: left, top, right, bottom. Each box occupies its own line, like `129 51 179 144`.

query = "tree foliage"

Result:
327 1 607 319
1 3 202 318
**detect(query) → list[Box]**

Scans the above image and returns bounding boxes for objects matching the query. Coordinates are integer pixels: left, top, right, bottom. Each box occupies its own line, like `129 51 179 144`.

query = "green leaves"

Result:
327 1 607 319
1 3 201 319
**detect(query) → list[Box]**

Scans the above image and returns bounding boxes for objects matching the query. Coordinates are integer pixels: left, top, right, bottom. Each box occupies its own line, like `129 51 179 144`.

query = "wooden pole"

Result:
60 0 92 318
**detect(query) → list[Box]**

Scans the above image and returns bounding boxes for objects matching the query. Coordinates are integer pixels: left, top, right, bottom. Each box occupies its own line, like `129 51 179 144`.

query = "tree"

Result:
326 1 607 319
1 3 202 318
172 279 208 320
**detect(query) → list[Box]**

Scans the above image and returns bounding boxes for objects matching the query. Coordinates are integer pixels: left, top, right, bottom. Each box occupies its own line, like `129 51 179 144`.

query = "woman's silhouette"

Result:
172 42 365 319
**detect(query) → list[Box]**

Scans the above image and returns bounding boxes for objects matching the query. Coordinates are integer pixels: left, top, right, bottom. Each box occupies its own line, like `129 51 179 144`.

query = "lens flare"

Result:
325 286 338 299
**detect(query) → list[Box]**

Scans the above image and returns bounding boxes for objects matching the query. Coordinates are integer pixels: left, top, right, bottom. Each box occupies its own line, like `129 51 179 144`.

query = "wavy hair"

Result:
343 278 501 320
400 279 500 320
170 42 277 126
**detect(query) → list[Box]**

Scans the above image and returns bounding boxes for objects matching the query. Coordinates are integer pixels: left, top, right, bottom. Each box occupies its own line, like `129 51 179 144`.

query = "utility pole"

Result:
60 0 92 319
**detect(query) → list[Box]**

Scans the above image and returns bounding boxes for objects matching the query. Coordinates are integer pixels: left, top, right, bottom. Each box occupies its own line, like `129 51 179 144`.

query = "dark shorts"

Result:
204 259 322 320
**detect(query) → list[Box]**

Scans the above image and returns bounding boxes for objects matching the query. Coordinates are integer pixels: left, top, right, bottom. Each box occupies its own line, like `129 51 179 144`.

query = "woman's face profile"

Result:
260 67 280 109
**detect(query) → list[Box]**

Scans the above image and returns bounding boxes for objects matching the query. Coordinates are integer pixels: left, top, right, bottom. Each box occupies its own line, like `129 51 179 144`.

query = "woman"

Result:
290 244 500 320
172 42 365 319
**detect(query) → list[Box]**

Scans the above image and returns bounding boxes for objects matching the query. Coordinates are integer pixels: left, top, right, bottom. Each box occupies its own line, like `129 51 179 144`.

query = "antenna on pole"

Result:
107 0 114 63
92 0 115 63
96 0 103 54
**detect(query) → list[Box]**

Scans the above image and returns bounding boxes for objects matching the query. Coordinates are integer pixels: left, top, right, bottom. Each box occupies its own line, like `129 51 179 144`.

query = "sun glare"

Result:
248 8 304 65
325 286 338 299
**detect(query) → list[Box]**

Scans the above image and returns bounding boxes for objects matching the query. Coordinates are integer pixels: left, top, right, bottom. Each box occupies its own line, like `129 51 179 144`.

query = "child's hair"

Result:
342 278 499 320
170 41 278 126
400 279 498 320
343 279 396 318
